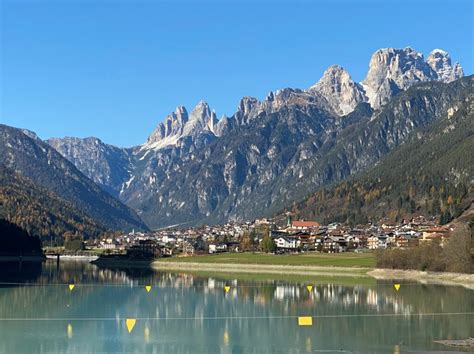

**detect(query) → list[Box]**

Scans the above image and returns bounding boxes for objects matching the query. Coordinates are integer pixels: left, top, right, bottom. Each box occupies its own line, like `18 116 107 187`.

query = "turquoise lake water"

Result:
0 260 472 353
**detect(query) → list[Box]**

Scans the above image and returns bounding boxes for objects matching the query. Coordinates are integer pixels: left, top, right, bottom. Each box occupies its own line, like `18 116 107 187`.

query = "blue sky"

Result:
1 0 472 147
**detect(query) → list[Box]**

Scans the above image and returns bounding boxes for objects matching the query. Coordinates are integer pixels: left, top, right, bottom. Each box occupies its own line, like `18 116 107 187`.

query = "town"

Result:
74 215 453 259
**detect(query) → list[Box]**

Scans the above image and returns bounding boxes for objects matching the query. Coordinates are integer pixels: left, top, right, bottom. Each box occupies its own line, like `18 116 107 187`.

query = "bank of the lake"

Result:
150 252 474 288
368 268 474 290
151 253 373 277
152 260 371 277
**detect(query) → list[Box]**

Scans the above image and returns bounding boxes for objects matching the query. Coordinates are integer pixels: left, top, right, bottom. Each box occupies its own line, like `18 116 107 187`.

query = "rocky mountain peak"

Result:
215 114 231 136
234 96 261 125
309 64 367 115
238 96 259 115
360 47 460 109
427 49 464 83
143 100 219 151
21 129 41 142
188 100 210 119
182 100 214 137
145 105 189 149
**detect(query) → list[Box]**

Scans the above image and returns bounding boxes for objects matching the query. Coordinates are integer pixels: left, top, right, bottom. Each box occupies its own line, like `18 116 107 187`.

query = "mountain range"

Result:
2 46 470 232
0 124 148 235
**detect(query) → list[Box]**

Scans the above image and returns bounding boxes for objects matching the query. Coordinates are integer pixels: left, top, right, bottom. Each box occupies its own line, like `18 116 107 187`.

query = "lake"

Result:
0 260 472 353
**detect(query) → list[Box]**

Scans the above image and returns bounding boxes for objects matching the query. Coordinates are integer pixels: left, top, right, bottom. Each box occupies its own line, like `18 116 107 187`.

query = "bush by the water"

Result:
376 224 473 273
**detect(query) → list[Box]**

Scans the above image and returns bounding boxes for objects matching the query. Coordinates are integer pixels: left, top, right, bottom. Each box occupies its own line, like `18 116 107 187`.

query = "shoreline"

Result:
151 261 371 277
150 261 474 288
46 255 99 261
367 269 474 290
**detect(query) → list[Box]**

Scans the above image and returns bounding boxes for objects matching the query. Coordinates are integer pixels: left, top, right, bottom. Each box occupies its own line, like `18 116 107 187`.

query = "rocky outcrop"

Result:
308 65 367 115
427 49 464 83
361 47 464 109
145 106 188 149
361 47 434 108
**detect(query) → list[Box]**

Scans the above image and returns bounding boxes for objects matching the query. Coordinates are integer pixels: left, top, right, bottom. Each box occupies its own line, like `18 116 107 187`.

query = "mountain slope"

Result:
0 125 148 232
0 165 105 240
284 90 473 225
46 136 133 198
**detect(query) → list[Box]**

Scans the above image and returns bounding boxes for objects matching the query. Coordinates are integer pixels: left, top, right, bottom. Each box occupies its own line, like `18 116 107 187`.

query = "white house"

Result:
162 235 177 244
367 235 389 249
275 236 299 250
209 243 228 254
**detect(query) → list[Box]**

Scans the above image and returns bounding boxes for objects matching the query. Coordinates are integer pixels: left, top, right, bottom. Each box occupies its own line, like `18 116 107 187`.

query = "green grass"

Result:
157 252 376 268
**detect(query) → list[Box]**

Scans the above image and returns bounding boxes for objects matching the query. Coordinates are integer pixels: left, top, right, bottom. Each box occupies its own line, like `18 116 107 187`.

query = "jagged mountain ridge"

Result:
45 47 467 228
140 76 471 227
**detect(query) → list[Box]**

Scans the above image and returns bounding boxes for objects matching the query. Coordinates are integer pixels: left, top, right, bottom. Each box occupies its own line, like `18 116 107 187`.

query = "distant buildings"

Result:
93 214 445 257
291 220 320 230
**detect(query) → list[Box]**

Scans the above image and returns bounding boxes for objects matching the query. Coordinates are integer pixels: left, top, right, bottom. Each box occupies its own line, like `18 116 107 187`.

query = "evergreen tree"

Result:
260 234 276 253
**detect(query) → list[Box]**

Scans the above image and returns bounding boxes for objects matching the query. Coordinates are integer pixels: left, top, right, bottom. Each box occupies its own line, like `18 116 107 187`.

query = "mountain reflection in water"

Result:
0 260 472 353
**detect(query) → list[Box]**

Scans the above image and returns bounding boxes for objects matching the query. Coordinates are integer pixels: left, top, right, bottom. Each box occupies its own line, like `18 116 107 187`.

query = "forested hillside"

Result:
0 165 106 242
285 96 473 225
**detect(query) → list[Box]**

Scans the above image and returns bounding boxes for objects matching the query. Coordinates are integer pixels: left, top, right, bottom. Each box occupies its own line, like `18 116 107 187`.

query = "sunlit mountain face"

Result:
44 56 470 228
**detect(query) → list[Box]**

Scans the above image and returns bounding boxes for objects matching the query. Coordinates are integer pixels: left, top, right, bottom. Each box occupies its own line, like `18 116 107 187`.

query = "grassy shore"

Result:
152 252 374 280
155 252 376 267
152 253 473 288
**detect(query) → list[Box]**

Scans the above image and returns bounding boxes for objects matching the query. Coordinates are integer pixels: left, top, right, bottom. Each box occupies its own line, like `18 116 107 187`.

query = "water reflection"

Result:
0 261 42 286
67 323 73 339
0 260 472 353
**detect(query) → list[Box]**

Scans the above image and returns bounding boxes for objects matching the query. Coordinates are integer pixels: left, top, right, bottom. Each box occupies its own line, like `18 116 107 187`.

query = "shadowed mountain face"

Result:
0 125 148 232
42 48 469 229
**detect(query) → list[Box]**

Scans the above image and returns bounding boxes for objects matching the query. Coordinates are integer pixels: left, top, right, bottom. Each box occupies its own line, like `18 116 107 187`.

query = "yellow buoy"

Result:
224 286 231 293
145 285 152 293
68 284 75 291
306 285 313 293
394 284 401 291
298 316 313 326
126 318 137 333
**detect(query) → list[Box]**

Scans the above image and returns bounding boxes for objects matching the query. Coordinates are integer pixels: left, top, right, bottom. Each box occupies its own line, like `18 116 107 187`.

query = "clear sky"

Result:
1 0 472 147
